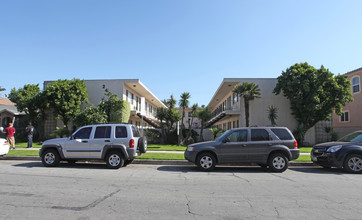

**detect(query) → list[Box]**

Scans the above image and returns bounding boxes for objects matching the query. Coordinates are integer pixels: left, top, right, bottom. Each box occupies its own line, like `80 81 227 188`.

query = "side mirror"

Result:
70 135 74 140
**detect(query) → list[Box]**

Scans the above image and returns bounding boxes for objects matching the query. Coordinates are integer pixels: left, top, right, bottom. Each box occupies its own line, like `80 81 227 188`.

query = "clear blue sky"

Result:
1 0 361 106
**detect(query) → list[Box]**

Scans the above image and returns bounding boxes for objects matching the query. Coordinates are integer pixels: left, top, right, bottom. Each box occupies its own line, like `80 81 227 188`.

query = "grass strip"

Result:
147 144 187 151
6 150 40 156
137 153 185 160
299 147 312 153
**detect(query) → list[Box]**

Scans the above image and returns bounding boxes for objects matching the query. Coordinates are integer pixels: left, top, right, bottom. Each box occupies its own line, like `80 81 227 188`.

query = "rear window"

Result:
115 126 128 138
94 126 111 139
251 129 270 141
271 128 293 140
132 126 140 137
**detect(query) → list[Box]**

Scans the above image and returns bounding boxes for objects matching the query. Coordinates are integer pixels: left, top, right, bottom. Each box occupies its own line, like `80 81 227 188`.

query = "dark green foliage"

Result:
99 91 131 123
145 129 162 144
274 63 353 145
44 79 88 129
73 106 107 128
8 84 44 126
155 95 182 144
167 129 198 145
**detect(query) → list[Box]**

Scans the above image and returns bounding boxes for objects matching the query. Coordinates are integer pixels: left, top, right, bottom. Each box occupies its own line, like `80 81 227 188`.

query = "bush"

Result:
145 129 162 144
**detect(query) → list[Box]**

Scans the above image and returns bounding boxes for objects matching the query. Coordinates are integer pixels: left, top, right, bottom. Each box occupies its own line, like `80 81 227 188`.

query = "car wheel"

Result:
124 159 134 167
41 149 60 167
106 151 124 169
138 137 147 153
196 152 216 171
343 154 362 174
268 153 288 172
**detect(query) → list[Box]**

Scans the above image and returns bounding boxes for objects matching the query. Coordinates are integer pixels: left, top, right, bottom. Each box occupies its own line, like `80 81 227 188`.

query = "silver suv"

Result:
39 124 147 169
184 127 300 172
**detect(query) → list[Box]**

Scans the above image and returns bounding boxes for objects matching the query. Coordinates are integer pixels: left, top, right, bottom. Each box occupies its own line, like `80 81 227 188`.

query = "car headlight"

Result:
326 145 342 153
187 147 195 151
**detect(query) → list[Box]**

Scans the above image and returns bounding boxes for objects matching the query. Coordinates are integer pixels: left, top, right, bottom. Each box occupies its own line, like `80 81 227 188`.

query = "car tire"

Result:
343 154 362 174
41 149 60 167
196 152 216 171
138 137 147 153
124 159 134 167
106 151 124 169
268 153 288 172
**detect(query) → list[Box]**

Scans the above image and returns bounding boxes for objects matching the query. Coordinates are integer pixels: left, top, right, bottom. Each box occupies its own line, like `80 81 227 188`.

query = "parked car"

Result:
39 124 147 169
311 130 362 173
0 138 10 156
184 127 300 172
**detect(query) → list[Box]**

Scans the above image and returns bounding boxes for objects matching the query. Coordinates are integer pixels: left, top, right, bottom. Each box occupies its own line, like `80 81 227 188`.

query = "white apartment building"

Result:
43 79 166 137
206 78 322 145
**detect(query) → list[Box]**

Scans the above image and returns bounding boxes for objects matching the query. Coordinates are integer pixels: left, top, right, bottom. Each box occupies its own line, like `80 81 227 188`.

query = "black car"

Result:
184 127 300 172
311 131 362 173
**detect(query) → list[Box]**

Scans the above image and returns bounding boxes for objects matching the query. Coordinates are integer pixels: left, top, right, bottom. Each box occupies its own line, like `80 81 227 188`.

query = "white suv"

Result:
39 124 147 169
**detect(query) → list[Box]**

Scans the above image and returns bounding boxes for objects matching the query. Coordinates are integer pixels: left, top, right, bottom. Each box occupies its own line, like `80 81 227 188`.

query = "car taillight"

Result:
129 139 134 148
294 141 298 149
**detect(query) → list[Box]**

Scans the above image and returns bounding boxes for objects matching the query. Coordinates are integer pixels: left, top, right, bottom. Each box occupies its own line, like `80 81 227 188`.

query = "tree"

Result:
0 86 5 92
8 84 45 127
273 62 353 145
99 91 130 123
44 79 88 132
267 105 278 126
233 82 261 127
73 106 107 128
209 126 222 140
185 103 199 142
155 95 182 144
179 92 191 128
179 92 191 145
197 107 211 142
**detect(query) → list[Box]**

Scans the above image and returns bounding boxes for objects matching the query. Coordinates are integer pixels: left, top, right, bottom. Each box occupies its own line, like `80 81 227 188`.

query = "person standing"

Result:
25 123 34 148
2 122 16 150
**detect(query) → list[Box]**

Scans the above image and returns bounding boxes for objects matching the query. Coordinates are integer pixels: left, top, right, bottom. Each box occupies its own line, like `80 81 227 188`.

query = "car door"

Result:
247 128 272 162
217 129 249 162
88 125 112 159
64 126 92 158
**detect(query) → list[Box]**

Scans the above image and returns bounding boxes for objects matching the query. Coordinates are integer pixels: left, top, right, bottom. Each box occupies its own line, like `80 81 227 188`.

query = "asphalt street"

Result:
0 160 361 220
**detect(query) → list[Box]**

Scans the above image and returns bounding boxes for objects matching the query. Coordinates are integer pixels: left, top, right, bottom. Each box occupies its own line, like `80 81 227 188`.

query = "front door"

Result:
64 127 92 158
88 125 112 158
217 129 248 162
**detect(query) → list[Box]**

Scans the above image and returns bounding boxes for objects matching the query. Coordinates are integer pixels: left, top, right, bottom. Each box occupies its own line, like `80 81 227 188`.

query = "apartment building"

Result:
206 78 319 144
333 67 362 137
43 79 166 137
176 107 202 129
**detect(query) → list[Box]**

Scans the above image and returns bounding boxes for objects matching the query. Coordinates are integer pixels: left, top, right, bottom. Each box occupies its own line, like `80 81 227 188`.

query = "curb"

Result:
1 156 316 167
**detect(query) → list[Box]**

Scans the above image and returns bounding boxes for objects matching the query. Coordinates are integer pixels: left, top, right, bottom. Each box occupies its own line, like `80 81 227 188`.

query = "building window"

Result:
340 111 349 122
352 76 360 93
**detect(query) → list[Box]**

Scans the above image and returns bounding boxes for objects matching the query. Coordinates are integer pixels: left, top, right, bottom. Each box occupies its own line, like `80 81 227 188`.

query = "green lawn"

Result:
6 150 40 156
299 147 312 153
148 144 187 151
13 142 42 148
295 154 311 162
138 153 185 160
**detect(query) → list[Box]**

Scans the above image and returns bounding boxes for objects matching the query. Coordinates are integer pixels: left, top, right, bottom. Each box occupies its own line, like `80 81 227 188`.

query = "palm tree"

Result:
209 126 222 139
179 92 190 129
185 103 198 143
0 86 5 92
197 107 211 142
233 82 261 127
267 105 278 126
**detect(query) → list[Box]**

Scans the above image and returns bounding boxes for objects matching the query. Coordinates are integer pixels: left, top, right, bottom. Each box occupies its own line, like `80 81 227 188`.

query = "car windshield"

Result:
215 130 232 142
338 131 362 142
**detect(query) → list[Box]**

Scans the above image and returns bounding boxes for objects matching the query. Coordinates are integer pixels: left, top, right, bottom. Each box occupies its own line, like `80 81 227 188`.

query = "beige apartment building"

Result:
43 79 166 137
333 67 362 137
206 78 325 145
176 107 202 129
